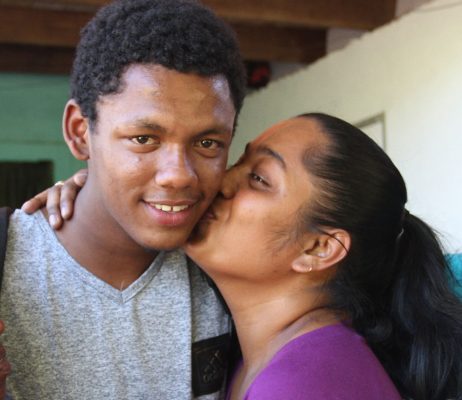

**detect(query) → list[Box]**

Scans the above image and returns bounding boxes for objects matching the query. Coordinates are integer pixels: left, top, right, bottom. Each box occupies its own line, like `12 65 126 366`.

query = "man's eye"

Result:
197 139 220 149
131 136 155 145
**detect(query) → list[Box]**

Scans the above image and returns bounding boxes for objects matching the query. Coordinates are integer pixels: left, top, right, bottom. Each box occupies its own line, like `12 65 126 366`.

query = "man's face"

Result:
83 64 236 251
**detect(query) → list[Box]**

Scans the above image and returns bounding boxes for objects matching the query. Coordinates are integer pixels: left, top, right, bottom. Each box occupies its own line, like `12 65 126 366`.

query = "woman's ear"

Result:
291 229 351 274
63 99 90 161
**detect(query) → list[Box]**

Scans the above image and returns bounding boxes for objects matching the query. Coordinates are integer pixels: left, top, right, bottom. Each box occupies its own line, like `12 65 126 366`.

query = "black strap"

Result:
0 207 12 288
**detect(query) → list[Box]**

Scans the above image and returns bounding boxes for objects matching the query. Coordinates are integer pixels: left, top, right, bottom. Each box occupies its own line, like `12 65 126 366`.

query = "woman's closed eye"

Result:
249 172 269 187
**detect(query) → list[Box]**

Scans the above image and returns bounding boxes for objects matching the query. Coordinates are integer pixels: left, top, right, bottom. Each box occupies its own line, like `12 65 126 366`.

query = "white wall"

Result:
233 0 462 252
396 0 432 15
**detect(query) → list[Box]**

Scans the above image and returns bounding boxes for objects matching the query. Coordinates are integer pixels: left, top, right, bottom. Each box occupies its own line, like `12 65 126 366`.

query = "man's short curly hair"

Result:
71 0 246 125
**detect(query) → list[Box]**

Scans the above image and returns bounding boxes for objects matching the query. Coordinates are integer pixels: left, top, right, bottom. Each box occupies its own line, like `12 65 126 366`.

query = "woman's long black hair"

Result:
298 113 462 400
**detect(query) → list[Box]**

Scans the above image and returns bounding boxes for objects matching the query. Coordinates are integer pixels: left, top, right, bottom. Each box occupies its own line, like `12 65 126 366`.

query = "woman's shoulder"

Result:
244 323 401 400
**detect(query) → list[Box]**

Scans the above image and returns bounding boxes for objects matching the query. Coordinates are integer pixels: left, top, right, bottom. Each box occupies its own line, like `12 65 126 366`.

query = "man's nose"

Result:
154 146 198 189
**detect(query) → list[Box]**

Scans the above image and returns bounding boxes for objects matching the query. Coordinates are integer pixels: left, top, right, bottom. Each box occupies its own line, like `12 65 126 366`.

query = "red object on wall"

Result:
246 61 271 89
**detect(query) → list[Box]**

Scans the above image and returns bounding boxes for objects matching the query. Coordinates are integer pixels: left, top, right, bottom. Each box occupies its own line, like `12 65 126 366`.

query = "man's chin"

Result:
138 230 193 252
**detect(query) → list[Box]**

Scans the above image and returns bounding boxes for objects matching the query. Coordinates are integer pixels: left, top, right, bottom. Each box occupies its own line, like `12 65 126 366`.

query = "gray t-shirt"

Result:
1 210 230 400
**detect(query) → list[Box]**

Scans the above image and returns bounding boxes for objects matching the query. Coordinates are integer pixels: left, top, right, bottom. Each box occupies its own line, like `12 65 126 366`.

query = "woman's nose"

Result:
219 166 241 199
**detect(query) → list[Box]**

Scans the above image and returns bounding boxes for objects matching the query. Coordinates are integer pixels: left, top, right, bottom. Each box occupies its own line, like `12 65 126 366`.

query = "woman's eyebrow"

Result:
255 145 287 170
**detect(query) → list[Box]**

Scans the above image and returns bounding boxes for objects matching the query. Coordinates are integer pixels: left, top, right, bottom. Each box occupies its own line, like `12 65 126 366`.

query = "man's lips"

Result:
144 199 197 213
143 199 199 227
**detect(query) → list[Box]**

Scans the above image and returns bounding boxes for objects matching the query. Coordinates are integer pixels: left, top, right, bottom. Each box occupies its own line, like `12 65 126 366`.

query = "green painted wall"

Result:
0 73 85 181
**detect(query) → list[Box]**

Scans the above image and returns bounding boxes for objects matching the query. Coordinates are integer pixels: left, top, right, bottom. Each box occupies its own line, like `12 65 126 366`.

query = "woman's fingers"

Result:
21 188 53 215
21 169 88 230
73 169 88 187
58 178 82 221
45 183 66 229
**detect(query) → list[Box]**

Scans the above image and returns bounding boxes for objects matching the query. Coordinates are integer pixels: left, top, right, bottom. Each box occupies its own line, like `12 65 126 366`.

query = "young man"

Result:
0 0 246 398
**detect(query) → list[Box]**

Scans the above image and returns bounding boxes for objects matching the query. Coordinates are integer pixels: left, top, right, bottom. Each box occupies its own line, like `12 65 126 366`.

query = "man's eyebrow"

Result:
197 127 232 136
131 120 167 133
256 145 286 169
129 120 231 136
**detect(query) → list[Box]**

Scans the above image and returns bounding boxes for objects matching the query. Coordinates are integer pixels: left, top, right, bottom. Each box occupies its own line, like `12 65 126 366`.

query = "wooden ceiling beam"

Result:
204 0 396 30
0 0 104 12
0 0 397 30
0 44 74 74
0 4 327 66
0 5 90 47
0 0 396 72
234 25 326 63
0 26 325 75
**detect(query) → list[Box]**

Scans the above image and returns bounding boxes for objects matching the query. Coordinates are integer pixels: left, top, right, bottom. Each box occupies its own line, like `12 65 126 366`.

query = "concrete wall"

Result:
233 0 462 251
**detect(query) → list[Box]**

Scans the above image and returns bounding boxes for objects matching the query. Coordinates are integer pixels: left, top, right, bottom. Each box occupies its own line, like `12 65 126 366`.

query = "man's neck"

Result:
48 186 158 290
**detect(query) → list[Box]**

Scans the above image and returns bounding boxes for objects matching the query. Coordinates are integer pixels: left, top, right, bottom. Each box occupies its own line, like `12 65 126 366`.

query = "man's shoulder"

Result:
154 250 213 295
9 208 44 226
6 209 60 264
8 209 52 241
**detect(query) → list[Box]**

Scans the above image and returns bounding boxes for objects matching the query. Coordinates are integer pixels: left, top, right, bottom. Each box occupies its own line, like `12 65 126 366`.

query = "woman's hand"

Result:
21 169 88 230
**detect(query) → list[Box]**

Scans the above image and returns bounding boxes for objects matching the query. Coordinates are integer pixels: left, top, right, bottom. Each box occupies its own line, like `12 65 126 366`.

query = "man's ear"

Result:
291 230 351 274
63 99 91 161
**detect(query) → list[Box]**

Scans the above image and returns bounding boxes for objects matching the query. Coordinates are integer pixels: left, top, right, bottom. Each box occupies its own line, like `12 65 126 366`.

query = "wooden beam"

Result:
0 5 90 47
0 0 106 13
235 25 326 63
0 44 75 74
205 0 396 30
0 25 325 74
0 0 397 30
0 4 327 65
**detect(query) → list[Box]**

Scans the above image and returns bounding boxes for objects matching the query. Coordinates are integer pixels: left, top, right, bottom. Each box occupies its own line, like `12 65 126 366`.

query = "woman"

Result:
26 113 462 399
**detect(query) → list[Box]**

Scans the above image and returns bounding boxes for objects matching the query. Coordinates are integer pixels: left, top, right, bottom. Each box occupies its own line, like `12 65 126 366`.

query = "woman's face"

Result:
185 117 329 282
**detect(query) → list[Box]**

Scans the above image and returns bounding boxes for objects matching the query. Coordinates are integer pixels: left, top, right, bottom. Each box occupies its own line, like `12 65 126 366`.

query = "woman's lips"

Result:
202 205 217 221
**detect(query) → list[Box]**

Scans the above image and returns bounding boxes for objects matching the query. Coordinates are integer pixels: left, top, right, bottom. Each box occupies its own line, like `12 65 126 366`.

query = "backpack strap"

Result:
0 207 13 288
